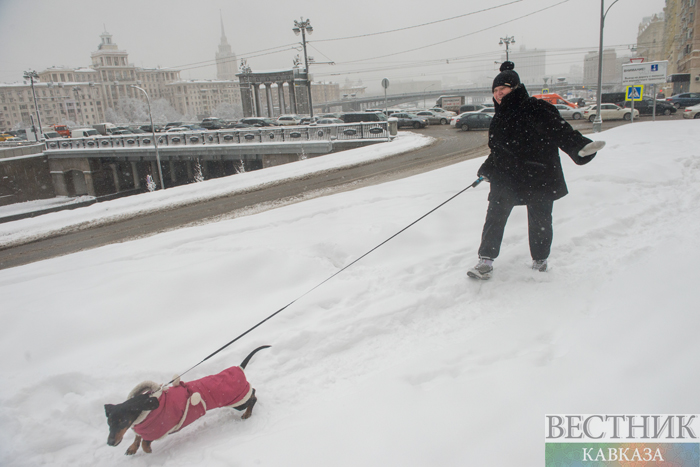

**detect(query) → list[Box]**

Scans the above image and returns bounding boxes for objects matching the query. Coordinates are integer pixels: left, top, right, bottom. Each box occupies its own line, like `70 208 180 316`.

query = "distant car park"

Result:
553 104 583 120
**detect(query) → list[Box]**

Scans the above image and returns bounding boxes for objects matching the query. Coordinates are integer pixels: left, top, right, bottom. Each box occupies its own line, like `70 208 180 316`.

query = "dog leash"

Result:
166 177 485 386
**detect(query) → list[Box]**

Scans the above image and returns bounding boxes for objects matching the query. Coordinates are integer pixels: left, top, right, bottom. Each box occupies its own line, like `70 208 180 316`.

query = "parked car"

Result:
621 99 676 115
553 104 583 120
340 112 388 123
458 104 485 114
200 117 225 130
454 112 493 131
140 124 163 133
582 104 638 122
682 103 700 119
239 117 277 127
42 131 63 139
415 110 449 125
226 122 253 129
430 107 456 117
390 112 429 129
665 93 700 109
276 115 302 126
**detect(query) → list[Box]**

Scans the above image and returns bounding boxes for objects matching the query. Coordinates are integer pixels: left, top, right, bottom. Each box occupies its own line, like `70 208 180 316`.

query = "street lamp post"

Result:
23 70 43 141
130 85 165 190
593 0 620 133
293 17 314 118
499 36 515 61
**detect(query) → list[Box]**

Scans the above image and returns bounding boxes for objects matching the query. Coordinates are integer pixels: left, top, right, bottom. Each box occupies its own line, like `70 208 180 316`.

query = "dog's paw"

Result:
125 447 138 456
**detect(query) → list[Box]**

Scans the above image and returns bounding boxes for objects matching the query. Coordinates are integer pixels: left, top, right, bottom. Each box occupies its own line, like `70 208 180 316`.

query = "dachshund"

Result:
105 345 270 455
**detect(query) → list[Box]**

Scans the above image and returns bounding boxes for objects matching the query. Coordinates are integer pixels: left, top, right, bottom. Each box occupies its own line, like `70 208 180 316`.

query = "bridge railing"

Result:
44 122 391 151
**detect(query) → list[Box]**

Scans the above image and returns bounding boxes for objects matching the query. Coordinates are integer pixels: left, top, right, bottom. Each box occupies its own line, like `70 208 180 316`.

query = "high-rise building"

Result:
636 13 666 62
216 14 238 81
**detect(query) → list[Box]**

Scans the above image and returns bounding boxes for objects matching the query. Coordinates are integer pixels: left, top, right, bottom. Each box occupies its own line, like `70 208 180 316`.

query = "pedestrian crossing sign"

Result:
625 85 644 101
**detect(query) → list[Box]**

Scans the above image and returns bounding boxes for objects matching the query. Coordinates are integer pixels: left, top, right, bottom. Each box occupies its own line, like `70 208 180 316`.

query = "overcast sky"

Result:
0 0 666 93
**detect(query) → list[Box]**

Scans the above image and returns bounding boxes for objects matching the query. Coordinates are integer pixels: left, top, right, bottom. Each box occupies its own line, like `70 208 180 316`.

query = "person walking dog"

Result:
468 61 606 280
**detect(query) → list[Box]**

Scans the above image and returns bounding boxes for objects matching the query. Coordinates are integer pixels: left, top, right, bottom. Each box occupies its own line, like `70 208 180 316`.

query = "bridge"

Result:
40 122 393 199
318 82 592 112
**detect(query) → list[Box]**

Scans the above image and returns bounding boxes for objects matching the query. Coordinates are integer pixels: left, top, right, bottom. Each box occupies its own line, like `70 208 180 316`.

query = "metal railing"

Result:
45 122 391 151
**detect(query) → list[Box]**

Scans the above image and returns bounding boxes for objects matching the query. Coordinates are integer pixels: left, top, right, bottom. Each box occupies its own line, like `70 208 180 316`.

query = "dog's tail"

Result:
240 345 271 369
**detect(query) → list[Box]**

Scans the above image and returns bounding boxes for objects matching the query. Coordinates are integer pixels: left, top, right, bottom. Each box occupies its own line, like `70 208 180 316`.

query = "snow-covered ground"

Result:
0 121 698 466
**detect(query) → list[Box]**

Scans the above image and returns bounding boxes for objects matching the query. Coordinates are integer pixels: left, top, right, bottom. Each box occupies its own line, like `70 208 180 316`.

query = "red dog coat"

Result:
132 366 251 441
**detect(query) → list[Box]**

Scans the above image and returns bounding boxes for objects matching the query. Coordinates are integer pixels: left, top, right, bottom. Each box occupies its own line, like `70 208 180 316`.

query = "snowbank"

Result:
0 121 698 466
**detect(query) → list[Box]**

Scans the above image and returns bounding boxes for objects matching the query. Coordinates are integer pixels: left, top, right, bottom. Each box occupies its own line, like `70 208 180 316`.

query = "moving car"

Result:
70 128 99 138
42 131 63 139
553 104 583 120
621 99 676 115
239 117 277 127
52 125 71 137
582 104 638 122
340 112 388 123
200 117 225 130
415 110 449 125
682 103 700 119
315 118 344 124
390 112 428 129
0 132 13 141
665 93 700 109
276 115 302 126
454 112 493 131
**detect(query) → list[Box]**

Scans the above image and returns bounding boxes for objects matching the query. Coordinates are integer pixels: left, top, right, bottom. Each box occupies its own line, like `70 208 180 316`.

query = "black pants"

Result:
478 197 554 261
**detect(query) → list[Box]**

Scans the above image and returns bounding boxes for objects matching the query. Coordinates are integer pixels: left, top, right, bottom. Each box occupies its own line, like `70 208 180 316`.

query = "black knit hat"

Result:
492 61 520 92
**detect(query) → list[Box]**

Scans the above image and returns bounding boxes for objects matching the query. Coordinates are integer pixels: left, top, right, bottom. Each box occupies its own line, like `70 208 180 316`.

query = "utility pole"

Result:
593 0 620 133
293 17 314 118
499 36 515 61
23 70 43 140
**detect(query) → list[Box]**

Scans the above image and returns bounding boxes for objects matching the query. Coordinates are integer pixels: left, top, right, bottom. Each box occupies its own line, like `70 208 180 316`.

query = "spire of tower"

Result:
220 10 226 41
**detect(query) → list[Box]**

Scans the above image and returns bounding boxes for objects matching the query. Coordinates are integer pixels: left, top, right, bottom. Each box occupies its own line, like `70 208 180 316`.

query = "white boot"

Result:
467 258 493 280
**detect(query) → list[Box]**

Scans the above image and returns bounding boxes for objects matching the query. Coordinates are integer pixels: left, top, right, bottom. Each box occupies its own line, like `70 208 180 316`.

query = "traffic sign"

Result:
625 85 644 101
542 88 549 94
381 78 390 89
622 60 668 85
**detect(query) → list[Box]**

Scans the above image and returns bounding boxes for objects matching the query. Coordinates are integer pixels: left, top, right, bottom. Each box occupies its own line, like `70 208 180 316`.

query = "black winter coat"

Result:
478 85 595 204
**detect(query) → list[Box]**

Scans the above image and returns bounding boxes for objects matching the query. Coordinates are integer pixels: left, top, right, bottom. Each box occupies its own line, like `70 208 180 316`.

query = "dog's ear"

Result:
143 396 159 411
105 404 115 417
130 394 160 411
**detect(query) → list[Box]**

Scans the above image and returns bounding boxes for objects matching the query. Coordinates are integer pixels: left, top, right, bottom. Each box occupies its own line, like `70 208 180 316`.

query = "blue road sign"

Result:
625 85 644 101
